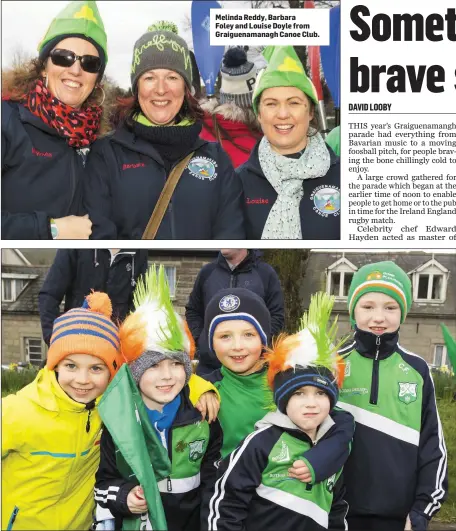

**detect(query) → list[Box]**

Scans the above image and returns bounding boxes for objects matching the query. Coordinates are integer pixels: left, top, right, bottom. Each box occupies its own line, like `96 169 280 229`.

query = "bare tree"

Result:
9 45 33 70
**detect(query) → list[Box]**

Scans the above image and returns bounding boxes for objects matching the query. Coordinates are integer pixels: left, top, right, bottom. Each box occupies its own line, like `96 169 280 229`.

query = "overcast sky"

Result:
1 0 250 89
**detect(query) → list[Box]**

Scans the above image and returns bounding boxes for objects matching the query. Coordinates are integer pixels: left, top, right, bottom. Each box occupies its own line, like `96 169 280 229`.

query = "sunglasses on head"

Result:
49 48 102 74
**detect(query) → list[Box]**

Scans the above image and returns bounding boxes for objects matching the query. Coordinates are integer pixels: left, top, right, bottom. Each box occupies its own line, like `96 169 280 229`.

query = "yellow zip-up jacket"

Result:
1 368 218 530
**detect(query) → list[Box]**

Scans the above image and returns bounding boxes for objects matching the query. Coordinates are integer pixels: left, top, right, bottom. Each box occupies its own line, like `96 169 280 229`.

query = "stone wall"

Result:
1 314 47 365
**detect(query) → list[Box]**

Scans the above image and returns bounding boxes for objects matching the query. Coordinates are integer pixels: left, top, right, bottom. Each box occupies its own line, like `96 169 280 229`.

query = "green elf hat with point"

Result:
38 1 108 72
347 261 412 326
252 45 318 115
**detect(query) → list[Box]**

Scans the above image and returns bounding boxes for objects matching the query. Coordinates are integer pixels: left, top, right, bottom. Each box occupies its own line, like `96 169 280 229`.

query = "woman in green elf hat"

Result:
2 0 107 240
237 45 340 240
84 21 245 240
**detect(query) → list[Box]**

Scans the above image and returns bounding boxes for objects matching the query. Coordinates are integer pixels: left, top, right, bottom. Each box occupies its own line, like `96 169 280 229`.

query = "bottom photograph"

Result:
1 248 455 531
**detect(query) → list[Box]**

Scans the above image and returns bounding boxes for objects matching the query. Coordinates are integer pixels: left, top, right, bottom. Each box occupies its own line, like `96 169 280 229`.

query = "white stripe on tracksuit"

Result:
207 426 271 530
399 345 448 517
94 485 120 504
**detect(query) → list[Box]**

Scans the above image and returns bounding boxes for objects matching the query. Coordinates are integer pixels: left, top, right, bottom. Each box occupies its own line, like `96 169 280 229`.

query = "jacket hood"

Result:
240 138 339 179
200 98 260 129
17 367 99 413
256 409 335 443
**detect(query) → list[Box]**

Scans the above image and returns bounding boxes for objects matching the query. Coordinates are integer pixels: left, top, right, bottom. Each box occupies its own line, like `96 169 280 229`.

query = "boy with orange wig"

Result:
207 292 353 531
94 266 222 531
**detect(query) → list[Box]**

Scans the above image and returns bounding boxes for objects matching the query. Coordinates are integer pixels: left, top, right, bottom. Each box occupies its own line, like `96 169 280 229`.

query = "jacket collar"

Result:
256 409 335 443
241 138 339 179
216 249 255 273
111 124 207 167
173 385 203 427
353 326 399 360
18 103 61 137
21 367 101 413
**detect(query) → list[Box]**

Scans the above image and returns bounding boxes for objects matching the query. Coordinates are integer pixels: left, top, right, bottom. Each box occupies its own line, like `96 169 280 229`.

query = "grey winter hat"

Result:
130 21 193 94
129 349 192 385
220 47 258 108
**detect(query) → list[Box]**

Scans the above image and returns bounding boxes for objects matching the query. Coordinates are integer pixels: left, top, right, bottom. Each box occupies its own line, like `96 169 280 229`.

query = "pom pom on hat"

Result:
147 21 179 34
47 291 123 379
223 47 248 68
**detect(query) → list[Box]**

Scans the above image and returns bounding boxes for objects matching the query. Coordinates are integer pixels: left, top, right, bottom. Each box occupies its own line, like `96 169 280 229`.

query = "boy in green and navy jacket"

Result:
332 261 448 531
207 292 352 530
94 267 222 531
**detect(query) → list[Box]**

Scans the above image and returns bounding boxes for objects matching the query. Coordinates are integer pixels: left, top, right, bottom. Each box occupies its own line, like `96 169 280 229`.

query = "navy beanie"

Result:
205 288 271 352
273 365 339 414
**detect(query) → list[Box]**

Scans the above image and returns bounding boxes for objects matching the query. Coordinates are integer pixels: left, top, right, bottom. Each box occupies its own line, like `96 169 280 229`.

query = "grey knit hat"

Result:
130 21 193 93
129 349 192 386
220 47 258 108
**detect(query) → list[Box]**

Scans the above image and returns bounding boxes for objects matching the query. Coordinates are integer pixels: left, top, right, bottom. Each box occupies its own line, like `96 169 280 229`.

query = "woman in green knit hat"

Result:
237 45 340 240
2 1 108 240
84 21 245 240
290 260 448 531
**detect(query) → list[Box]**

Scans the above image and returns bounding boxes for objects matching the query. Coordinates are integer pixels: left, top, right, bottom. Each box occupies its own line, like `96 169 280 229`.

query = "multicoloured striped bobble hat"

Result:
47 291 123 379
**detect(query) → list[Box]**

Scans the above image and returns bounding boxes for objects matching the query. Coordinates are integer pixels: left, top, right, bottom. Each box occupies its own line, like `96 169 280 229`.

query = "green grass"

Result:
1 367 38 397
434 399 456 523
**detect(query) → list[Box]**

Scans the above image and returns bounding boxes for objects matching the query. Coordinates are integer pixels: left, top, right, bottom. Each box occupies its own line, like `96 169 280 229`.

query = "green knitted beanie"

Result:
38 1 107 67
252 45 318 116
130 21 192 93
347 261 412 325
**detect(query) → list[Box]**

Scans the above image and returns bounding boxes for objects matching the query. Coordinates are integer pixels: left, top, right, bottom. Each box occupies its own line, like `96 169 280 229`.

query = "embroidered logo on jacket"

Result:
188 439 206 461
219 294 240 312
310 185 340 217
188 157 218 181
271 440 290 464
398 382 418 404
326 474 336 492
246 197 269 205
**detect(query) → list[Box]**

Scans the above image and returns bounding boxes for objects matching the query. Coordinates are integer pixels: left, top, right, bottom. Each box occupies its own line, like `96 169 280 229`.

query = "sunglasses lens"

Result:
81 55 102 74
50 49 75 68
50 49 101 74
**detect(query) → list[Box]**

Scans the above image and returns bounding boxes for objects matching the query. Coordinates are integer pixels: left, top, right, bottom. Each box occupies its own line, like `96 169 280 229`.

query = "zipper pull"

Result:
86 409 92 433
375 335 381 361
167 477 172 492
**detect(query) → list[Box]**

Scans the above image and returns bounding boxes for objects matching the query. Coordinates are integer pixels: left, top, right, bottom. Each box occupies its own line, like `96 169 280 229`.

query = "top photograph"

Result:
1 0 340 240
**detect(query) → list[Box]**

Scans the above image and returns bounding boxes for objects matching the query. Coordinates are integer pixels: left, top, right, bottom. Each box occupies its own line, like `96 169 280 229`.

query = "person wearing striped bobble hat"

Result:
2 292 123 531
310 261 448 531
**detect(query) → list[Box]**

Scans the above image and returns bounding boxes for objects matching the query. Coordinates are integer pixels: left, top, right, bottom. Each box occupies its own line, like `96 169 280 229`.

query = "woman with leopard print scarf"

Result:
2 0 107 240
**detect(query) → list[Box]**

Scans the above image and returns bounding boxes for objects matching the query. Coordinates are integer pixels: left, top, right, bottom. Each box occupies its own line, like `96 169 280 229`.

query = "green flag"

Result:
441 323 456 375
99 364 171 530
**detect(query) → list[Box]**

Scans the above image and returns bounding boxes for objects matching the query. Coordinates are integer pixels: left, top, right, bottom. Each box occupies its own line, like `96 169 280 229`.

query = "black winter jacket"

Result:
94 387 223 531
1 100 86 239
236 142 340 240
83 125 245 239
39 249 148 345
185 251 285 374
206 411 350 531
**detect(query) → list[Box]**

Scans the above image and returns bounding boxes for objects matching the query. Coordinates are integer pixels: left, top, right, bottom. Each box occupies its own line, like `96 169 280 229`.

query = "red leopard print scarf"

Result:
22 79 102 148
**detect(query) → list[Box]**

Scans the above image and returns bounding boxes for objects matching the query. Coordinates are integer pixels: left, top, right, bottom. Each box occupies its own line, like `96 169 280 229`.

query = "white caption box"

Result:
210 9 329 46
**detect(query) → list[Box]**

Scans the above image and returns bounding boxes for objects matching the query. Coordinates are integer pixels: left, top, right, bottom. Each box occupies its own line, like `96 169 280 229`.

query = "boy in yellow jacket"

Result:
2 292 218 531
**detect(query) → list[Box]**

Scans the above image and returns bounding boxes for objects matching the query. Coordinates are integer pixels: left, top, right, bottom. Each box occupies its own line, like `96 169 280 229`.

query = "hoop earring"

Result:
43 75 48 89
95 85 106 106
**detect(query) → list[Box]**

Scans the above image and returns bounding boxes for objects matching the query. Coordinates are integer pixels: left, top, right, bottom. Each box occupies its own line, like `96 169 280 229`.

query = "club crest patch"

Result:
398 382 418 404
219 294 240 312
310 185 340 217
188 439 206 462
326 474 336 492
188 157 218 181
344 360 351 377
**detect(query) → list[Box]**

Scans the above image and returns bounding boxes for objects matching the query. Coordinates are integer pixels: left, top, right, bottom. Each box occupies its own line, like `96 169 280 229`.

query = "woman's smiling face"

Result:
43 37 99 109
257 86 313 155
137 69 186 125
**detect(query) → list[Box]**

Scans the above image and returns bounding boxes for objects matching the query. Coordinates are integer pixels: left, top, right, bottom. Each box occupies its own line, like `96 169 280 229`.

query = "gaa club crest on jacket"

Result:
188 156 218 181
219 294 240 312
310 185 341 217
